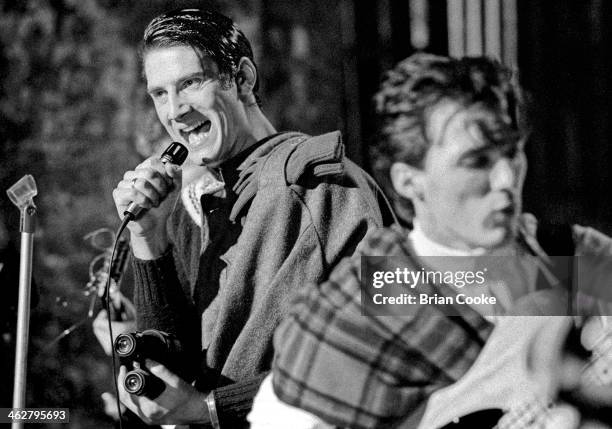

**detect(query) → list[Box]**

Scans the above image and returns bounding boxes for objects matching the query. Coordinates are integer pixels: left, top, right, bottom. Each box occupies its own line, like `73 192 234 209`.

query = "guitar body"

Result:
418 316 573 429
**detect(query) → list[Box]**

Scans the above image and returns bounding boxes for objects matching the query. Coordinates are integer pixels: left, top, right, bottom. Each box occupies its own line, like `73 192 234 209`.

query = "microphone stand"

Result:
11 202 36 429
7 174 37 429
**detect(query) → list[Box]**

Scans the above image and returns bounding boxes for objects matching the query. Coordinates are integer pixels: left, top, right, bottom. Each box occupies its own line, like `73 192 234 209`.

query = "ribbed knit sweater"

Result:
132 131 392 427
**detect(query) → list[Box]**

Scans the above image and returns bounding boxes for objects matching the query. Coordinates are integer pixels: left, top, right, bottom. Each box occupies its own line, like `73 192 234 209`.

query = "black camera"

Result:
114 329 188 399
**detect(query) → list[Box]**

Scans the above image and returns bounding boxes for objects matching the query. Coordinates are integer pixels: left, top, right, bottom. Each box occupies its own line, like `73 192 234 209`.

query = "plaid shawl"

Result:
271 227 494 429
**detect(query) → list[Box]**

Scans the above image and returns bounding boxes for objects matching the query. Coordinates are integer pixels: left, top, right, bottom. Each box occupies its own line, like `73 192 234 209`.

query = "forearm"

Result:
129 227 170 260
132 246 200 362
209 373 268 428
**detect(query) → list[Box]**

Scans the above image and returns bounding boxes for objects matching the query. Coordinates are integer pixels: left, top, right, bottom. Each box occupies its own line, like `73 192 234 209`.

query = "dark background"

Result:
0 0 610 427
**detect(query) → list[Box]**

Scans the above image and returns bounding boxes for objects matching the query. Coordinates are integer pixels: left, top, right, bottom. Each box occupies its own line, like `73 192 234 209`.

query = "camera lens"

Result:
124 368 165 398
115 333 136 356
124 371 146 395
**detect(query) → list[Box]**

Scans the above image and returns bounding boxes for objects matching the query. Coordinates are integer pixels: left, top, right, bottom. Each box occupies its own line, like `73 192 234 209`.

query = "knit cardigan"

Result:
131 131 391 426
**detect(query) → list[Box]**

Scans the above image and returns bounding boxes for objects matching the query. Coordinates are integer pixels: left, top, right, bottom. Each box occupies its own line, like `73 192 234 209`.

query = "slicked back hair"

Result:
372 53 523 225
142 8 260 101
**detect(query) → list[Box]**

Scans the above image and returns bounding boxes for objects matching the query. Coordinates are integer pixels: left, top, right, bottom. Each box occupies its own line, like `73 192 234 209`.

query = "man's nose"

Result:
168 92 190 121
489 157 518 190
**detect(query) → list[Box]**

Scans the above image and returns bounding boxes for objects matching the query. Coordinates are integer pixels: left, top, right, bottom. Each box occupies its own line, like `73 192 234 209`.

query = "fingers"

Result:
118 366 141 414
101 392 125 420
145 359 181 387
92 310 109 337
112 320 137 338
93 309 108 324
116 360 205 425
561 354 612 408
545 404 580 429
121 174 168 209
164 163 182 183
120 295 137 321
118 365 168 424
92 310 112 355
113 159 178 212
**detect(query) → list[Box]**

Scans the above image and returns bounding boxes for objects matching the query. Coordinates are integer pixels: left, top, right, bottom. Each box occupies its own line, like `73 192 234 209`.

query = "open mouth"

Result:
487 206 516 226
497 205 515 216
181 120 212 146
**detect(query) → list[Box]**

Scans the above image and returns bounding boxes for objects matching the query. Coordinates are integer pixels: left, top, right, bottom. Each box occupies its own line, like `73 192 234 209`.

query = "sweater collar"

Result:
217 132 285 191
409 221 517 257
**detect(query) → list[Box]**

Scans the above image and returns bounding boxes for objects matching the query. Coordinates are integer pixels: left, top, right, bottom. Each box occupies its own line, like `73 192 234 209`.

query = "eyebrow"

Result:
460 139 521 162
460 144 497 159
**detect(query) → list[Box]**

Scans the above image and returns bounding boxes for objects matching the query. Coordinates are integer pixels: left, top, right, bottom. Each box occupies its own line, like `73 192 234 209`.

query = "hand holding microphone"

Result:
123 142 188 220
112 142 188 258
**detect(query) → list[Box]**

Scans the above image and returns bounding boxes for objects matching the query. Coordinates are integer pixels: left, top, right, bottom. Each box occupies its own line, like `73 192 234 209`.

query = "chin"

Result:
191 147 222 166
476 227 515 250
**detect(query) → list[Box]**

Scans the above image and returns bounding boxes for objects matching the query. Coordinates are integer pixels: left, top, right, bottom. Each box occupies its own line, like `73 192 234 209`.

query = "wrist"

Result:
205 390 220 428
129 229 169 260
182 390 212 425
167 390 211 425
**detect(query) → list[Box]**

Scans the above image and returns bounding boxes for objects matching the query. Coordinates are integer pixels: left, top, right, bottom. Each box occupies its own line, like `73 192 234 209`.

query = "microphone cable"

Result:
102 142 187 427
102 215 132 429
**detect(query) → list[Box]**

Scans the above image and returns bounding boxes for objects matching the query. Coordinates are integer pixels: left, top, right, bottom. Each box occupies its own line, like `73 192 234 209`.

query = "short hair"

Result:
371 53 523 224
142 8 260 100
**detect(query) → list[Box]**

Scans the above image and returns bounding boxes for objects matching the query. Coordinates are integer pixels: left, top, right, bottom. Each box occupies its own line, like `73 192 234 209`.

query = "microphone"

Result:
124 142 188 220
7 174 37 210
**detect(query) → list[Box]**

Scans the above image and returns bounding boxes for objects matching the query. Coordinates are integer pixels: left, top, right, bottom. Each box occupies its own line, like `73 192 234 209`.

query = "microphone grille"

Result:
161 142 188 165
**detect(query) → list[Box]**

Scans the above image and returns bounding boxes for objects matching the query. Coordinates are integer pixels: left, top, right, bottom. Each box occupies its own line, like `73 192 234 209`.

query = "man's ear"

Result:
235 57 257 102
390 162 425 202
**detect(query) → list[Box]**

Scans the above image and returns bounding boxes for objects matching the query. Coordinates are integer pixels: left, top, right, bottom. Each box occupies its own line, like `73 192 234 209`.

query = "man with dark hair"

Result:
111 8 389 428
261 53 612 428
370 53 523 230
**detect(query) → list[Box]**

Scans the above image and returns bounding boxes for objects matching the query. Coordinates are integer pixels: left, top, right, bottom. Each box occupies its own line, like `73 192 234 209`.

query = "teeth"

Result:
184 120 205 133
181 120 212 147
188 132 205 146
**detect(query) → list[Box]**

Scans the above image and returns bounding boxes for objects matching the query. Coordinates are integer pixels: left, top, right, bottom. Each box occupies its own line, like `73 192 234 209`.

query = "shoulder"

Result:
232 131 389 223
251 130 377 189
256 130 347 186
